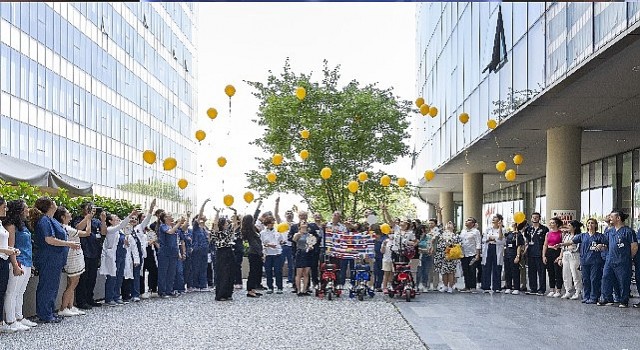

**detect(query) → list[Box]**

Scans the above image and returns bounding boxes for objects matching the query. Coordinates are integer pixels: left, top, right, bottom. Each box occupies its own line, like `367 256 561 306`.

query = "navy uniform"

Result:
34 216 69 321
600 225 636 306
523 224 548 294
72 216 103 308
504 230 525 291
572 231 606 303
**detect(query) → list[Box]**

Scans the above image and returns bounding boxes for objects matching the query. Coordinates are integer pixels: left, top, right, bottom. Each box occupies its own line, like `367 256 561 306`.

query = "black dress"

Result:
211 228 236 300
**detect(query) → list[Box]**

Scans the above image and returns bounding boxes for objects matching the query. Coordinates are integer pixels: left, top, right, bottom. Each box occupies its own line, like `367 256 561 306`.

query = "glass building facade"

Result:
0 3 197 212
415 2 640 227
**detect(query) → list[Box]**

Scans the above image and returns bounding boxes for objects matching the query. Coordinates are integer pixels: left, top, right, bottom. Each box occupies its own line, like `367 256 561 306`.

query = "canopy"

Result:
0 154 93 196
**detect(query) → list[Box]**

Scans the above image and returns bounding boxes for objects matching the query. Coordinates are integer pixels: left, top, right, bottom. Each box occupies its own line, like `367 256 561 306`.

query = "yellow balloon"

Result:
320 167 332 180
142 150 156 165
195 130 206 142
380 175 391 187
505 169 516 181
224 85 236 97
347 180 359 193
513 154 524 165
163 157 177 171
459 112 469 124
207 108 218 120
243 191 254 204
217 157 227 167
295 86 306 100
415 97 425 108
277 222 290 233
496 161 507 173
429 106 438 117
299 149 309 160
419 104 430 116
266 172 277 183
424 170 435 181
300 129 310 139
223 194 234 207
514 211 526 224
272 154 283 166
358 172 368 182
487 119 497 129
177 178 188 190
380 223 391 234
397 178 407 187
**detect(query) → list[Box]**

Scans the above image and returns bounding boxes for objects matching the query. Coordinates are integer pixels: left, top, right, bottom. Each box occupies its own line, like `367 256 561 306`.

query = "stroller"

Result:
388 240 417 302
348 257 375 301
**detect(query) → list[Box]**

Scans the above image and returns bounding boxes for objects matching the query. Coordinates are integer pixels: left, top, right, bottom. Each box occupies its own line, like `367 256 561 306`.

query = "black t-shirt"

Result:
505 231 525 258
523 224 548 258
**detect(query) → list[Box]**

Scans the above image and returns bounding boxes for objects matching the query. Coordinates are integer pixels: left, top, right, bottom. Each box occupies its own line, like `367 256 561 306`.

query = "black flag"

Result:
482 5 508 74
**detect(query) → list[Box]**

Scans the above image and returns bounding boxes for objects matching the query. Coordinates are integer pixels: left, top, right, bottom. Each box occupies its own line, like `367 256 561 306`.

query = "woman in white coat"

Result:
481 214 506 293
100 209 137 306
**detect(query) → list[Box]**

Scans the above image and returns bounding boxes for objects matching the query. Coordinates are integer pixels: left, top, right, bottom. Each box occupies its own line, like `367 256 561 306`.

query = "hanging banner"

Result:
324 230 375 259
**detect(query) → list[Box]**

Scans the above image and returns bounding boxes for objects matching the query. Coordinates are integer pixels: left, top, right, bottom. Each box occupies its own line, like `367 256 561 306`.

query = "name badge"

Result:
95 233 102 239
617 243 625 248
529 242 534 245
508 244 513 248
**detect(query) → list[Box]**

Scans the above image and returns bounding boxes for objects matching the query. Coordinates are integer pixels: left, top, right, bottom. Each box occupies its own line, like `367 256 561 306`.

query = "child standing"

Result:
380 233 394 293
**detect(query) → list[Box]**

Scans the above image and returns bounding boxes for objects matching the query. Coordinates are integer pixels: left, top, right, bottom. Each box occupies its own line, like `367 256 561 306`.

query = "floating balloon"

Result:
514 211 526 224
163 157 177 171
320 167 332 180
177 178 188 189
195 130 206 142
380 223 391 234
272 154 283 166
487 119 497 129
223 194 234 207
217 157 227 167
380 175 391 187
299 150 309 160
300 129 310 139
419 104 430 116
295 86 306 100
459 112 469 124
347 181 359 193
358 172 368 182
513 154 524 165
142 150 156 165
428 106 438 117
415 97 425 108
243 191 254 204
266 172 277 183
424 170 435 181
207 108 218 120
496 161 507 173
397 178 407 187
505 169 516 182
277 222 290 233
224 85 236 97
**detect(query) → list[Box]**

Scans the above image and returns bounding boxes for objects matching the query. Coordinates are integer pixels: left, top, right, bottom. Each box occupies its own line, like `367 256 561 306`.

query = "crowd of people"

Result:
1 194 639 334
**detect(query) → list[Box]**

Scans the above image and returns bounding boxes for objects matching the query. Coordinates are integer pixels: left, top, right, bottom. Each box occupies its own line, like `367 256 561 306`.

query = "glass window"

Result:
594 3 626 50
546 3 567 85
501 3 513 52
528 20 545 95
513 3 528 43
512 38 528 110
567 3 593 70
0 45 9 92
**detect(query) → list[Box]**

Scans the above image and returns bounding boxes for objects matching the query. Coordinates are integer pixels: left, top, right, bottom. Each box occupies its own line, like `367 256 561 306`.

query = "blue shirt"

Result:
14 225 33 268
158 223 179 257
34 216 68 265
116 231 127 259
72 216 103 259
505 231 525 258
181 229 193 257
524 225 548 258
191 223 209 252
604 226 636 265
573 232 607 266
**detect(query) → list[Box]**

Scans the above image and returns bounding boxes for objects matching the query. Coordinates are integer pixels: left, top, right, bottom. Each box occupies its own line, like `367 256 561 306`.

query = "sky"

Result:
195 3 426 218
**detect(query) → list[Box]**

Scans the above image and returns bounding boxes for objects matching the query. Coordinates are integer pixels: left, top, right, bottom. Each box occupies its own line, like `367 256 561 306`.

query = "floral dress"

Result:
433 231 462 274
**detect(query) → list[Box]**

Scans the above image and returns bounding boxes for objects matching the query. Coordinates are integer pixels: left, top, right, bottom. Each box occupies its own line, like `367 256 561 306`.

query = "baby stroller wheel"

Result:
327 291 333 301
405 292 411 302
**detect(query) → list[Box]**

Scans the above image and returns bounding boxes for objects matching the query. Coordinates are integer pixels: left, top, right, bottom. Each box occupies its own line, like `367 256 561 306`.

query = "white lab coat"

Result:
123 230 140 280
481 227 506 266
99 216 132 277
131 214 151 277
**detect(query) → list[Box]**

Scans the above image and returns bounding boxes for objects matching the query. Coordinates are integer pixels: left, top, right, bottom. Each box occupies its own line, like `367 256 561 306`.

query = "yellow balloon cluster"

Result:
424 170 435 181
380 223 391 234
217 157 227 167
514 211 526 224
320 167 332 180
177 178 188 189
299 150 309 160
272 154 283 166
513 154 524 165
300 129 310 139
397 178 407 187
266 172 277 183
505 169 516 182
143 150 156 165
459 112 469 124
243 191 254 204
224 85 236 97
487 119 497 129
277 222 289 233
295 86 306 101
347 181 359 193
207 108 218 120
195 130 206 142
223 194 234 207
358 172 368 182
419 104 430 116
163 157 177 171
415 97 425 108
496 161 507 173
380 175 391 187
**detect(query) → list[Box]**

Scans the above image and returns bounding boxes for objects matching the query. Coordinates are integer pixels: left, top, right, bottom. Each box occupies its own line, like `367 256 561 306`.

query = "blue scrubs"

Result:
191 223 209 289
34 216 69 321
573 232 606 302
601 226 636 304
157 224 179 296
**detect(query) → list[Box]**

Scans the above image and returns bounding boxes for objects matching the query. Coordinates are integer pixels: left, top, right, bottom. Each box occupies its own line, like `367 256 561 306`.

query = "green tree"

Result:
245 59 413 218
117 180 188 204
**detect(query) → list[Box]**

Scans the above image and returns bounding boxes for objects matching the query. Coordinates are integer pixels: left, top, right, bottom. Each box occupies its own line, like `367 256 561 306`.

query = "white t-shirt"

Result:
382 238 393 262
0 220 9 260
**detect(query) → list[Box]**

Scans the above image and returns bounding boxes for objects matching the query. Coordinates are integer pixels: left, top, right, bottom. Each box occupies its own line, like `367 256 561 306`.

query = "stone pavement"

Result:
396 290 640 350
1 288 426 350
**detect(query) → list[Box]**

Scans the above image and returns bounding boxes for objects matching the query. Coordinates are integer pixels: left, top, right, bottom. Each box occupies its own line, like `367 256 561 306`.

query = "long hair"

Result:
105 212 117 227
28 197 55 232
4 199 26 230
241 214 255 240
217 217 228 232
53 206 68 225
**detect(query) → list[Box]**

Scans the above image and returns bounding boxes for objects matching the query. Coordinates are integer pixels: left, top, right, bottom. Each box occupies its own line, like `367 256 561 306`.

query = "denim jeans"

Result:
264 254 283 290
417 254 433 287
281 245 294 283
374 257 383 289
104 275 117 303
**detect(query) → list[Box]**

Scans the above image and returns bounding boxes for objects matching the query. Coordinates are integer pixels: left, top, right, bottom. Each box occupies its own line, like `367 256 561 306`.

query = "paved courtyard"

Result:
1 289 425 350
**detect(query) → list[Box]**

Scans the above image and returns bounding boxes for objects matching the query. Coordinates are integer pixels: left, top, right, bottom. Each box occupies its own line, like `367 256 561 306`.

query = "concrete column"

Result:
545 126 582 222
439 191 454 225
426 202 435 221
463 173 483 231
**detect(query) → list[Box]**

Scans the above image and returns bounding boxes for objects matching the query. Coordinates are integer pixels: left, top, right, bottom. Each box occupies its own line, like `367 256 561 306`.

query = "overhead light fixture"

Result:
584 129 604 132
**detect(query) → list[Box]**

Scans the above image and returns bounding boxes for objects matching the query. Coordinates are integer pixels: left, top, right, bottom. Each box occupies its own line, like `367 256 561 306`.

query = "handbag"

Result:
445 244 463 260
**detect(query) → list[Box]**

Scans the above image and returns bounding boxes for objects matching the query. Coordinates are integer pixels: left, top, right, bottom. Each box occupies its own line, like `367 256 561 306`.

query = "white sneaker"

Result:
20 319 37 328
447 287 453 293
504 289 512 294
141 292 151 299
9 322 30 332
0 322 17 333
553 292 562 298
133 297 141 302
547 291 555 297
58 308 78 317
561 292 572 299
70 307 86 316
511 290 520 295
570 292 581 300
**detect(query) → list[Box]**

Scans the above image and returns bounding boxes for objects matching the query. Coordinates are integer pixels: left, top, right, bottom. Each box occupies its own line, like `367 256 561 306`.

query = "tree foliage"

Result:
117 180 190 205
245 59 413 218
